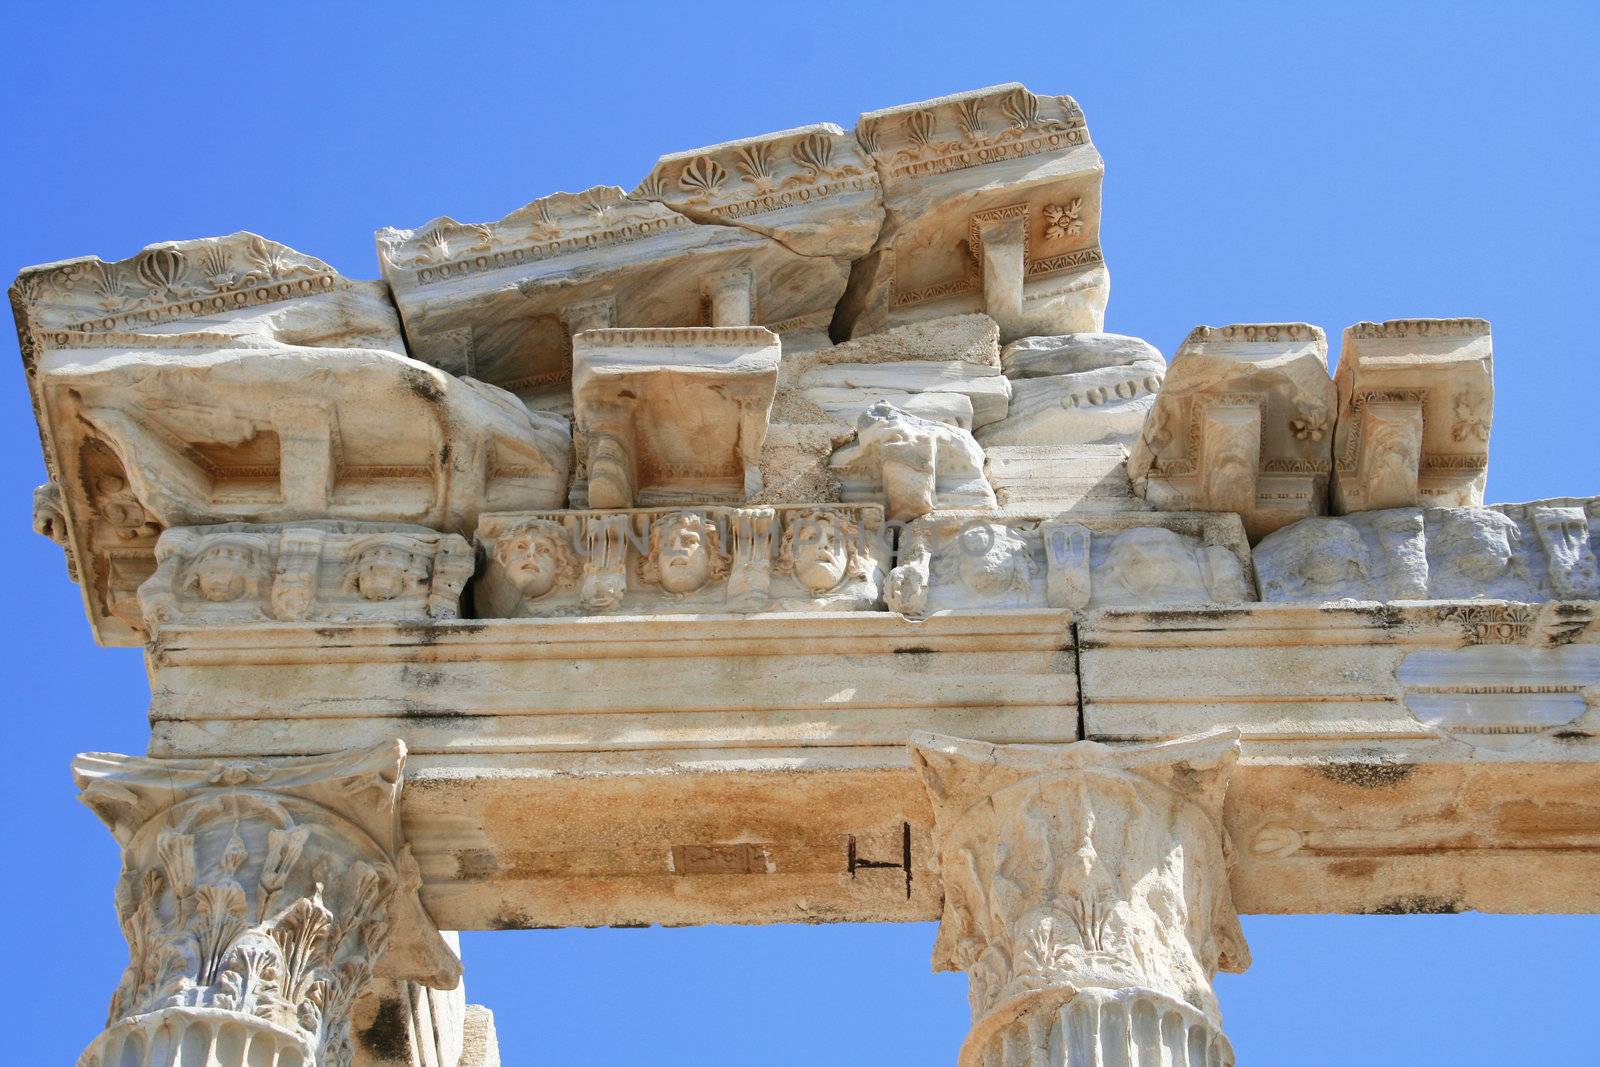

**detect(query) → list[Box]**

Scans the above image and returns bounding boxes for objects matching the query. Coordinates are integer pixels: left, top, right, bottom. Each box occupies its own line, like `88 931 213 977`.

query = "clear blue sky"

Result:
3 3 1597 1064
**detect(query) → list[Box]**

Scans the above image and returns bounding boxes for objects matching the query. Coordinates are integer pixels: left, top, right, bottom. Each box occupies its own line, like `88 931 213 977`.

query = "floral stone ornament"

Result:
73 742 459 1067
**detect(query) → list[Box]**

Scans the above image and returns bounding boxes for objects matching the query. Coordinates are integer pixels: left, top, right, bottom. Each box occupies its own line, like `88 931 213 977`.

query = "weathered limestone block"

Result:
1129 323 1334 541
887 511 1253 617
800 360 1011 429
759 315 1004 499
73 742 460 1067
634 123 883 259
838 84 1108 343
475 504 888 616
571 327 780 507
1254 496 1600 603
375 187 847 411
782 313 1007 431
910 730 1248 1066
999 332 1163 380
830 402 996 521
790 313 1002 374
1331 318 1493 514
47 347 570 529
983 444 1153 513
12 233 568 646
979 333 1166 448
1253 508 1428 601
139 522 474 634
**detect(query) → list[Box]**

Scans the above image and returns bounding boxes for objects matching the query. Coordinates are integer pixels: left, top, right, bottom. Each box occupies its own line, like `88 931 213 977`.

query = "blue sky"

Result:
2 3 1597 1063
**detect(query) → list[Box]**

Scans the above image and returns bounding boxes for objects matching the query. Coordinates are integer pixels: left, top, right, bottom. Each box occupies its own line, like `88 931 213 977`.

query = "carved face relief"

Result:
186 542 257 602
1534 507 1599 597
1433 510 1520 583
644 513 728 595
494 522 577 601
352 545 429 602
1102 528 1203 600
785 515 851 593
658 516 711 593
950 523 1032 597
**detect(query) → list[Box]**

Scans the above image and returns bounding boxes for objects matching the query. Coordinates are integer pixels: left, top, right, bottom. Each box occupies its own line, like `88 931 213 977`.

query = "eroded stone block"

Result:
837 83 1108 343
885 510 1253 617
1129 323 1334 540
474 504 888 616
13 233 568 646
572 326 780 507
982 444 1154 513
139 521 473 634
1331 318 1493 514
376 187 847 411
759 315 1004 500
830 402 996 521
1254 496 1600 602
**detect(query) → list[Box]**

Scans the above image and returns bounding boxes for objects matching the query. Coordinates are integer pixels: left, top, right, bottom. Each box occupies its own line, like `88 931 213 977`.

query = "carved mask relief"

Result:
644 513 729 595
184 541 262 603
492 520 579 602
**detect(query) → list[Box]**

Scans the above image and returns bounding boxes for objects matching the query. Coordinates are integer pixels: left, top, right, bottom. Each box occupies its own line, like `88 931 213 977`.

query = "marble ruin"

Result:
13 81 1595 1065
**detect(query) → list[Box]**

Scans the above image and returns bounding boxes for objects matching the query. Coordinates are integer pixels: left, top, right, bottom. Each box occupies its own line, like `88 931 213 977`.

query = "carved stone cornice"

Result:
10 233 344 348
909 729 1249 1066
74 742 459 1067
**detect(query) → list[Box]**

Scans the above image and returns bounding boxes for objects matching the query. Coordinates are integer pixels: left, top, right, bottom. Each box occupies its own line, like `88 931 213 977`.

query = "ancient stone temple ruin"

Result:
15 82 1598 1065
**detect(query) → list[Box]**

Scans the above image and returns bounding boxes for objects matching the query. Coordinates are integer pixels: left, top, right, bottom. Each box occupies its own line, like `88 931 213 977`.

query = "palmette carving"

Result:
475 504 888 617
375 185 850 409
635 123 883 260
837 83 1109 343
137 521 474 633
73 742 459 1067
909 730 1248 1067
887 511 1254 617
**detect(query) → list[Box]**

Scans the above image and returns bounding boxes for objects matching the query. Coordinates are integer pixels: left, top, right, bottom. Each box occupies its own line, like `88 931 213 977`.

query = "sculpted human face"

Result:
355 546 423 602
791 519 849 593
658 517 712 594
956 524 1020 596
1534 509 1598 595
192 544 252 602
1105 528 1192 598
504 531 564 599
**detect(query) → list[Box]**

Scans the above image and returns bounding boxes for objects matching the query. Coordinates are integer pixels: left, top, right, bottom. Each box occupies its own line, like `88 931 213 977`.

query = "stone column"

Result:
703 268 755 327
909 729 1250 1067
74 741 462 1067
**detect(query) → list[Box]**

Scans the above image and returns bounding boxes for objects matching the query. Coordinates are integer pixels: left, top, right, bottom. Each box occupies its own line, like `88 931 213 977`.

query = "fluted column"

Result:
909 729 1250 1067
74 742 461 1067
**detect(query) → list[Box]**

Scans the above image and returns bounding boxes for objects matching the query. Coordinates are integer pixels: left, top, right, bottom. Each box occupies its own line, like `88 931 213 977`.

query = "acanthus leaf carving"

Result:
73 742 458 1067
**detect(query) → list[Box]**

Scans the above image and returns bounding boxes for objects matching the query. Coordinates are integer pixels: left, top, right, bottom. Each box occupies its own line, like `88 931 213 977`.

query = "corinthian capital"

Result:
73 741 459 1067
910 729 1249 1067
